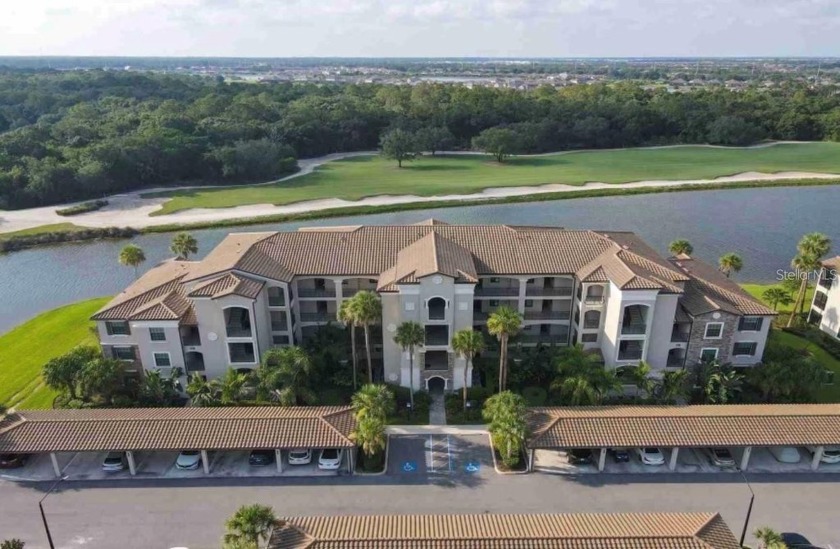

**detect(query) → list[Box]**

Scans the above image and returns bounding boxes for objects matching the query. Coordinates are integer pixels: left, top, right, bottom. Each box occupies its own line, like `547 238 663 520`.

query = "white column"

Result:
598 447 607 472
275 449 284 473
50 452 62 478
528 449 535 472
201 450 210 474
811 446 824 471
740 447 752 471
126 451 137 476
669 448 679 471
518 279 528 313
347 449 355 475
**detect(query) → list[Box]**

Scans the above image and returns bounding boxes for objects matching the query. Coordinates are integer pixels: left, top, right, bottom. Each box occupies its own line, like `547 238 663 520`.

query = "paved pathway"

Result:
429 389 447 425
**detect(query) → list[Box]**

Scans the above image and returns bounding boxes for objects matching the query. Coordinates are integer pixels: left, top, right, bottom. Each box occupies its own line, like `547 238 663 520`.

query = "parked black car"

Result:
610 448 630 463
567 449 593 465
249 449 275 467
0 453 29 469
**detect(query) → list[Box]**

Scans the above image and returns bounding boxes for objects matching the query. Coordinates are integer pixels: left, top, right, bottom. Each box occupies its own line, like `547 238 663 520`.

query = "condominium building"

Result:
92 221 774 391
809 256 840 339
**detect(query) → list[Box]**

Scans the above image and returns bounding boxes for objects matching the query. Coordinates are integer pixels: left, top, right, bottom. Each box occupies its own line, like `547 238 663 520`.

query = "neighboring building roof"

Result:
92 260 195 321
267 513 739 549
377 232 478 291
822 256 840 270
0 407 356 453
188 273 265 300
668 256 775 316
527 404 840 449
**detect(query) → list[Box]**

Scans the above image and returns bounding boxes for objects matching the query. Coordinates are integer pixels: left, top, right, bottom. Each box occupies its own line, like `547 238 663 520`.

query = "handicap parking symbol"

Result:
402 461 417 473
464 461 480 474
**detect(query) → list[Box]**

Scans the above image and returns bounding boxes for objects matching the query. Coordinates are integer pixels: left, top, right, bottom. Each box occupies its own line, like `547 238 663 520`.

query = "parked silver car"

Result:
101 452 126 472
636 447 665 466
706 447 736 468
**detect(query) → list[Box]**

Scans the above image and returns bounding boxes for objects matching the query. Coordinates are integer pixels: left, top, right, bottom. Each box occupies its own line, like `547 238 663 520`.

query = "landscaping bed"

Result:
56 199 109 216
356 447 386 474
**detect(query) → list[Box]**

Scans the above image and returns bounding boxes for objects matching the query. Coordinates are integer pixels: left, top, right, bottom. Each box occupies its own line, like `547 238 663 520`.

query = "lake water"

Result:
2 186 838 333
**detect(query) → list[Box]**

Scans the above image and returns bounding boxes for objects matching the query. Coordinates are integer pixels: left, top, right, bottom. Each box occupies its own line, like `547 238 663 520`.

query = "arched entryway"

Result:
427 376 446 392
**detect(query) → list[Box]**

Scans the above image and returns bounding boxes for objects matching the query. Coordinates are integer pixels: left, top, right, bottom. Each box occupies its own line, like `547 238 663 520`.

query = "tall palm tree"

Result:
628 361 655 399
351 383 395 423
186 373 219 407
451 328 485 409
350 291 382 383
761 287 792 311
170 232 198 260
118 244 146 278
487 305 522 392
223 504 278 549
654 369 689 404
482 391 528 468
718 252 743 278
552 344 620 405
351 416 387 458
393 321 424 411
218 368 248 405
338 299 359 390
668 239 694 256
787 232 831 327
272 346 315 406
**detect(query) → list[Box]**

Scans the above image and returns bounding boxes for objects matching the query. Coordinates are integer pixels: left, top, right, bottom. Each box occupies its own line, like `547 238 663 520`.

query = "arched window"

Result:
428 297 446 320
224 307 252 337
621 305 649 335
583 310 601 329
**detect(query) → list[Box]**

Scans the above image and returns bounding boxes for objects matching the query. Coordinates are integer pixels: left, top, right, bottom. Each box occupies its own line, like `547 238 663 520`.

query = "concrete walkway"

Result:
387 425 488 435
429 389 447 425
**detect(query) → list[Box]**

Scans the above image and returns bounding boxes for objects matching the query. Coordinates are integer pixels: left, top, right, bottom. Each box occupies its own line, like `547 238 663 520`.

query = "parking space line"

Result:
447 435 452 473
428 435 434 473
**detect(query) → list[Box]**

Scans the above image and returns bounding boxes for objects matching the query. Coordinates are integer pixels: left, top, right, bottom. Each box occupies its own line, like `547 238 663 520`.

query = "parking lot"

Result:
534 446 840 475
0 449 346 482
387 434 493 478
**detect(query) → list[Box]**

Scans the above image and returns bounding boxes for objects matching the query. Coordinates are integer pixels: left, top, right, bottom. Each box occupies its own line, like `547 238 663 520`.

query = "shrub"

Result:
56 199 108 216
0 227 138 253
319 387 350 405
521 386 547 406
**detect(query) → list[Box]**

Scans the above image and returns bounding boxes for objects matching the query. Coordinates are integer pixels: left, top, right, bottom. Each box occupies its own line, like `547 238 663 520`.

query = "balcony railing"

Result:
473 311 489 321
583 321 600 329
268 296 286 307
670 331 690 342
181 334 201 347
519 334 567 345
618 349 643 361
621 324 647 335
819 274 835 289
230 352 256 363
425 334 449 346
524 310 571 321
584 296 605 305
424 361 449 371
271 322 289 332
297 288 337 298
666 356 685 368
526 287 573 297
474 287 520 297
226 325 252 338
299 312 333 323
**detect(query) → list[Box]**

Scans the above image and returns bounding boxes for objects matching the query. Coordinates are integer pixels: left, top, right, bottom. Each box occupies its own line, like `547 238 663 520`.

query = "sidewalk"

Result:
387 425 488 435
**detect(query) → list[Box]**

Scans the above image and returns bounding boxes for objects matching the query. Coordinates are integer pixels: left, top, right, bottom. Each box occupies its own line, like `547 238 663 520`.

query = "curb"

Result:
488 434 529 475
354 435 390 476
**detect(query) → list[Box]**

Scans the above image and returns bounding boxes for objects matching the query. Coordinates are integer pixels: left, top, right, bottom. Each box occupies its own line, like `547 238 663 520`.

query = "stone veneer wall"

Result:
685 311 739 365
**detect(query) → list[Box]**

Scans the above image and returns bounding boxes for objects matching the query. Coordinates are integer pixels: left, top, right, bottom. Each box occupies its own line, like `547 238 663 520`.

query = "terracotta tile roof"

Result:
377 232 478 290
668 256 775 316
527 404 840 449
181 232 277 283
267 513 738 549
189 273 265 299
128 290 193 321
0 407 355 453
92 260 195 321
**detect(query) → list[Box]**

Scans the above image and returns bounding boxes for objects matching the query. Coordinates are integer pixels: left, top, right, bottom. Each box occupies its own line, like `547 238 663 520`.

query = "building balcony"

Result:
474 287 520 297
670 331 690 342
526 287 573 297
518 334 566 345
425 325 450 347
666 356 685 368
584 296 605 305
618 349 643 361
271 322 289 332
225 325 252 338
297 289 337 299
524 310 571 321
299 312 333 323
621 324 647 335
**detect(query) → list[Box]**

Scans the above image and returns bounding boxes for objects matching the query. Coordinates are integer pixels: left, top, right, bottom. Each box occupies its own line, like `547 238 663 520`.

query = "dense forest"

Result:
1 70 840 209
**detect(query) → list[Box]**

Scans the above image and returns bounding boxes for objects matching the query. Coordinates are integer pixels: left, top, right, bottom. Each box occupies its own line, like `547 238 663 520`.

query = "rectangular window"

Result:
229 342 256 363
524 300 534 308
149 327 166 341
105 321 130 336
733 342 758 356
813 292 828 310
153 352 171 367
581 333 598 343
112 346 136 361
704 322 724 339
700 348 719 362
738 317 764 332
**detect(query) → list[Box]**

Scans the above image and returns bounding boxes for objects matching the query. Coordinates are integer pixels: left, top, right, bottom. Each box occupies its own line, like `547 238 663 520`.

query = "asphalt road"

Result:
2 437 838 549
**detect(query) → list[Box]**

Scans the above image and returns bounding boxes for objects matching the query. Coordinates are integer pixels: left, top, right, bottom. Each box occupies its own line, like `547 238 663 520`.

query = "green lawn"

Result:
0 222 84 242
741 283 814 314
0 297 110 410
769 330 840 402
146 142 840 215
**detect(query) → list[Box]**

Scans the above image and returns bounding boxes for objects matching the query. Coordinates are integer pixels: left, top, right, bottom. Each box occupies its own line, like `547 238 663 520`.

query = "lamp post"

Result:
40 474 67 549
737 467 755 547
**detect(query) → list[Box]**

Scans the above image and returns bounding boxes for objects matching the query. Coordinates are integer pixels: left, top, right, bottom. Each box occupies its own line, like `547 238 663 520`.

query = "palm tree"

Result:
218 368 248 405
186 373 219 406
704 365 744 404
393 321 424 411
482 391 528 468
170 232 198 260
350 291 381 383
552 344 619 405
787 232 831 327
654 369 689 404
718 252 743 278
338 300 359 390
223 504 278 549
487 306 522 392
351 383 395 423
272 346 315 406
753 526 786 549
452 329 485 410
118 244 146 278
668 239 694 256
628 361 655 399
761 287 793 311
351 416 387 458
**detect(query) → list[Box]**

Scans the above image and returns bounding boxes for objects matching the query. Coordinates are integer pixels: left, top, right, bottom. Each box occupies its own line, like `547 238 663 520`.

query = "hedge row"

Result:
0 227 138 253
56 199 109 216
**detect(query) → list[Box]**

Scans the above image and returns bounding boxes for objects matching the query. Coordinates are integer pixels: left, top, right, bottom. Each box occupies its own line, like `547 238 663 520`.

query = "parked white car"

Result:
101 452 126 472
636 447 665 466
288 449 312 465
706 447 736 468
176 450 202 470
317 448 343 470
769 446 801 464
806 445 840 464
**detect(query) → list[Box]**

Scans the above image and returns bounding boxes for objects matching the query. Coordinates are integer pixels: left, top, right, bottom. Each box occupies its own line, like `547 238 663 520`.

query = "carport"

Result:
0 406 357 478
525 404 840 473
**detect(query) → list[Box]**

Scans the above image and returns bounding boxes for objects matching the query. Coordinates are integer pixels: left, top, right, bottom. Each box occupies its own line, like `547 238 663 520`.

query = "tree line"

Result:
2 70 840 208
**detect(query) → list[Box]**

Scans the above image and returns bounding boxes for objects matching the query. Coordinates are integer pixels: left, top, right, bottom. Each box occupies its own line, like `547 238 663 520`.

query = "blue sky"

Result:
1 0 838 57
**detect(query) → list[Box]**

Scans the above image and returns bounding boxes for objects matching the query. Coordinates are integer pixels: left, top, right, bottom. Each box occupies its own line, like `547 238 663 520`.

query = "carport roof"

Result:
526 404 840 449
267 513 739 548
0 406 356 453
